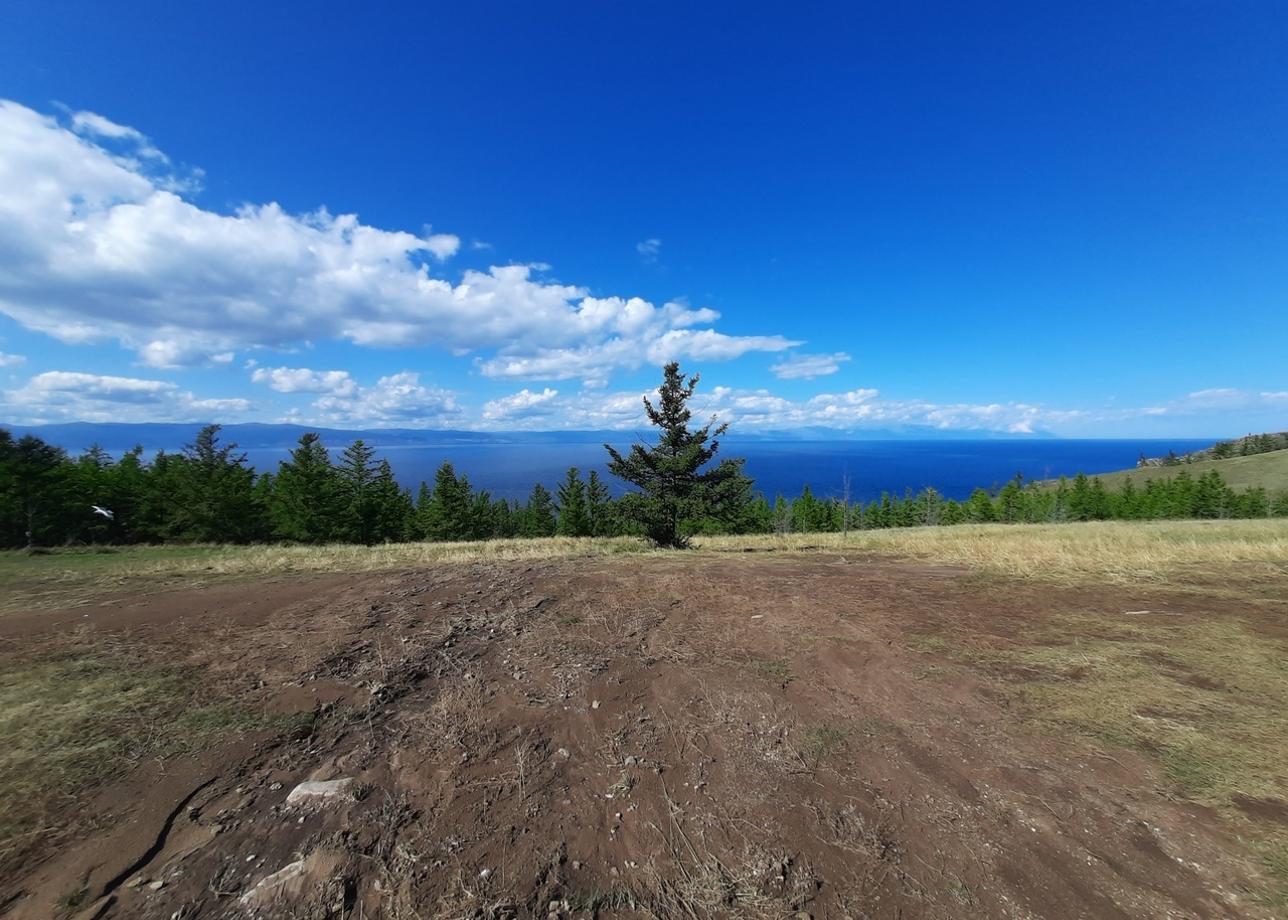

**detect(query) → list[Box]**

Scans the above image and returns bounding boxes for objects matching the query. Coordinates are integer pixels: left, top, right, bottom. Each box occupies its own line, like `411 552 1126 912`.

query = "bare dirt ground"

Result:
2 552 1284 919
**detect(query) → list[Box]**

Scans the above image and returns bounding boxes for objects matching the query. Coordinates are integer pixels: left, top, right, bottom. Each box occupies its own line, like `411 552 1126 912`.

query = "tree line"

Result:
0 425 626 548
4 362 1285 549
4 424 1284 551
750 469 1288 535
1141 430 1288 466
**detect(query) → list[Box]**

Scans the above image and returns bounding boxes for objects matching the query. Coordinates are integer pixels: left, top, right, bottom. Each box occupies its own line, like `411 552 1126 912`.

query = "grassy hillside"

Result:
1052 446 1288 493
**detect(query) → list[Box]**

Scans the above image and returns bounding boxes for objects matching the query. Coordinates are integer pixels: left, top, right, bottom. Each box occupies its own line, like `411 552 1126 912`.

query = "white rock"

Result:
239 858 306 906
285 778 353 806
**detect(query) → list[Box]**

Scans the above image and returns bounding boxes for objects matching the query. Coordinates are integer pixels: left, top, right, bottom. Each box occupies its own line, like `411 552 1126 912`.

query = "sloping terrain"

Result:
1 550 1286 918
1046 447 1288 493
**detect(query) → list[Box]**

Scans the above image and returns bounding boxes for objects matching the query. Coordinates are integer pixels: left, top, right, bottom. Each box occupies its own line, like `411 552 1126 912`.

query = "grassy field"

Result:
1043 446 1288 493
3 520 1287 615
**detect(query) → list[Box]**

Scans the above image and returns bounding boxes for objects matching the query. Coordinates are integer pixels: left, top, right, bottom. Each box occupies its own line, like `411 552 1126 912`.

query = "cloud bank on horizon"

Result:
0 99 1281 436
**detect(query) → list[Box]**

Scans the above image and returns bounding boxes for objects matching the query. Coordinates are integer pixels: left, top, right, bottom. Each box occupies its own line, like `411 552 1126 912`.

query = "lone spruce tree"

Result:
605 362 752 548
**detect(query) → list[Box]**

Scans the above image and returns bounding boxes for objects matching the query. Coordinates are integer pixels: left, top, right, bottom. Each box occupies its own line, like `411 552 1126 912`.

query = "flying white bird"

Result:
91 505 115 520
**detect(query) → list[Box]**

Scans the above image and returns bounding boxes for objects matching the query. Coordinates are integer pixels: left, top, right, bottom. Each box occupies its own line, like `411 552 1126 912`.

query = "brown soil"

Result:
0 554 1279 919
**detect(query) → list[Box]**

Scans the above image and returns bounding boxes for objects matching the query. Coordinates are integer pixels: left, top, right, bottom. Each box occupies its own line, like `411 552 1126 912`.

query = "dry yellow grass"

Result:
3 520 1286 615
0 537 651 613
699 519 1288 583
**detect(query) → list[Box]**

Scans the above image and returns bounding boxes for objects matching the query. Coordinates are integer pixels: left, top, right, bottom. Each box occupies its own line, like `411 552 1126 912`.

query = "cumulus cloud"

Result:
770 352 851 380
2 371 249 423
477 305 799 387
303 372 459 427
251 366 358 396
471 383 1089 435
0 352 25 367
0 100 791 381
482 387 559 421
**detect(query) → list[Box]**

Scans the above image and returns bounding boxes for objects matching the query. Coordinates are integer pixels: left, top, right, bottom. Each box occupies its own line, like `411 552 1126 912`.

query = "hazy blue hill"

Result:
3 420 1057 452
1 422 630 451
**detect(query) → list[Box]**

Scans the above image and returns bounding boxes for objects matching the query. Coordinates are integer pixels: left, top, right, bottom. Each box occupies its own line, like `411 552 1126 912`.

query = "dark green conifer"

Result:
604 362 752 548
272 432 341 543
556 467 591 536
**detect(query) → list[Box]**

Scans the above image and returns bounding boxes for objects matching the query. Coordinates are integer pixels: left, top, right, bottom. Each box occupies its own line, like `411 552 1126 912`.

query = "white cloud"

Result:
0 352 25 367
69 109 168 162
482 387 559 421
770 352 851 380
1260 391 1288 402
2 371 249 423
0 100 791 382
636 238 661 263
472 383 1087 435
306 372 459 427
478 310 799 387
1184 387 1249 409
251 366 358 396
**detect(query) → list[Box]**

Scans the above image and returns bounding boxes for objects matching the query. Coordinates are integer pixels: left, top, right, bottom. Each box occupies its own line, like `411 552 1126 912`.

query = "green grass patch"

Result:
1257 839 1288 912
971 615 1288 803
747 657 793 684
952 612 1288 903
0 648 304 871
799 722 851 769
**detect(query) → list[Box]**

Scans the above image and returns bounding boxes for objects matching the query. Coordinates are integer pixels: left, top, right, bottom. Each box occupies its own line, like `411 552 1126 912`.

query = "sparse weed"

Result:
798 722 851 770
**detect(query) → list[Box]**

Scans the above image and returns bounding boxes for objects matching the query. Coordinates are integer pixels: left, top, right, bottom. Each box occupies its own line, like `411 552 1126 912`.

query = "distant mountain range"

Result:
1 421 1056 452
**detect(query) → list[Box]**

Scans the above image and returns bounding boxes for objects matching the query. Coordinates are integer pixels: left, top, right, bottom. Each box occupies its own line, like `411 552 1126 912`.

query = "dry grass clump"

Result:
700 519 1288 583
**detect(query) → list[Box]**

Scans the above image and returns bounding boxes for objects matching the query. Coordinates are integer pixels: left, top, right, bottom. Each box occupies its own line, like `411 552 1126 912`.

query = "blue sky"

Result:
0 1 1285 436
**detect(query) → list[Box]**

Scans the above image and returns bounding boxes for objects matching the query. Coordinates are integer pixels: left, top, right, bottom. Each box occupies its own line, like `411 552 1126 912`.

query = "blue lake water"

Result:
241 438 1215 503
